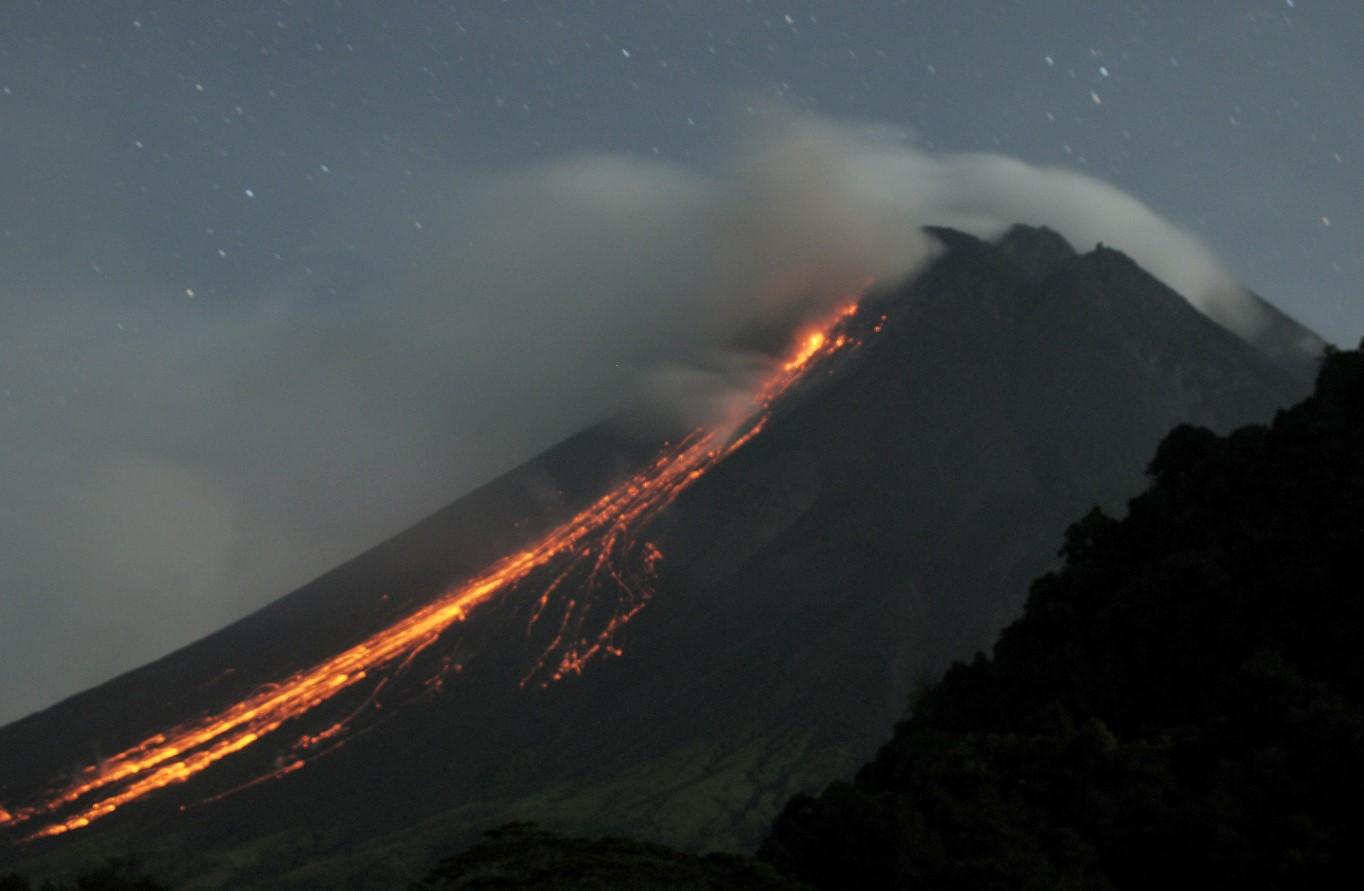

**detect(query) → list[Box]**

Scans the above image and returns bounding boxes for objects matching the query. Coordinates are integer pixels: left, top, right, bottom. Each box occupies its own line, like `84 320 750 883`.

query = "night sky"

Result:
2 1 1360 725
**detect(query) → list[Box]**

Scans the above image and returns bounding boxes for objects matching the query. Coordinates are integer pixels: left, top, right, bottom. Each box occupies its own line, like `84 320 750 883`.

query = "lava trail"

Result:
1 298 869 842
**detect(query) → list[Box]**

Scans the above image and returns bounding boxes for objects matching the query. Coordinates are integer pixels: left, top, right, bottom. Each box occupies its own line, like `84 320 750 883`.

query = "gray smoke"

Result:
0 113 1264 725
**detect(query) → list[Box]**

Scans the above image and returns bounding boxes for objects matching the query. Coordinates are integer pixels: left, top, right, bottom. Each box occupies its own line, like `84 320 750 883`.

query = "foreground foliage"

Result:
759 343 1364 889
0 859 168 891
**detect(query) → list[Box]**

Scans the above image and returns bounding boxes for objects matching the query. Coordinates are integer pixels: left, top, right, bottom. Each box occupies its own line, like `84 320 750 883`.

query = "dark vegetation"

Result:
760 341 1364 889
423 340 1364 890
0 859 167 891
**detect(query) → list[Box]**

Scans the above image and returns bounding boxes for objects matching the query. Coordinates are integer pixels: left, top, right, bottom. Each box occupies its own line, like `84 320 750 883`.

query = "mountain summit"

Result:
0 225 1319 888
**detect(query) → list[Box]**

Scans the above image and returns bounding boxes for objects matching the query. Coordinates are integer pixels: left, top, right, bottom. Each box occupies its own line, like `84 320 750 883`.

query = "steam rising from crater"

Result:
407 113 1265 388
0 112 1265 725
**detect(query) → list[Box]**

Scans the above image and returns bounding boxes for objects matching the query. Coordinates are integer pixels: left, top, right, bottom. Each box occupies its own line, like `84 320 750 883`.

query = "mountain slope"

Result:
761 340 1364 890
0 226 1317 888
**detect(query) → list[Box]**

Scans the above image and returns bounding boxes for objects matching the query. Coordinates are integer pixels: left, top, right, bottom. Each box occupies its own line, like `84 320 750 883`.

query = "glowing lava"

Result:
2 297 872 842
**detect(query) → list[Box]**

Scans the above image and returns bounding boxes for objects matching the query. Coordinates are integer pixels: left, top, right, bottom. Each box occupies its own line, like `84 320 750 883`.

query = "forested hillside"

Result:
761 341 1364 889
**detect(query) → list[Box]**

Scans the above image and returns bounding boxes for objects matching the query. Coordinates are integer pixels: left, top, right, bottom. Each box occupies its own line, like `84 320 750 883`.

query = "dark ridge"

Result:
760 341 1364 890
1239 289 1328 387
993 223 1076 284
921 224 989 255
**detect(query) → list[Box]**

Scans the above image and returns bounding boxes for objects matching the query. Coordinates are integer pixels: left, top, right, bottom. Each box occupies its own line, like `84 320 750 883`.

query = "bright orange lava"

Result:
2 297 871 842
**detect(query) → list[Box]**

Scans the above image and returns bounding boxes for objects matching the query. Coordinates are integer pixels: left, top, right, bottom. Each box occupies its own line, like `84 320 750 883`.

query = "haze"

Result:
1 1 1359 725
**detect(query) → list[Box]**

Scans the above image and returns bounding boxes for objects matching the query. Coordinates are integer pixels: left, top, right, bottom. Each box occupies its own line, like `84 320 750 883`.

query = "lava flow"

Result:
1 297 870 842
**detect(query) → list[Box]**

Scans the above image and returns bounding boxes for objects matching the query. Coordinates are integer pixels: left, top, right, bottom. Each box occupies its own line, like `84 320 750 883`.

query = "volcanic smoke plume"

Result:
0 111 1263 731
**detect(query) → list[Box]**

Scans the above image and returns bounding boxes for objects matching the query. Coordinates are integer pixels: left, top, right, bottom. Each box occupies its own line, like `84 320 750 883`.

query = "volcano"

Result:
0 225 1321 888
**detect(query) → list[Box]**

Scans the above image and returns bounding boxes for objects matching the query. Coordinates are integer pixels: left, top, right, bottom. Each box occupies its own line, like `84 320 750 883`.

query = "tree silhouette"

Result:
761 342 1364 889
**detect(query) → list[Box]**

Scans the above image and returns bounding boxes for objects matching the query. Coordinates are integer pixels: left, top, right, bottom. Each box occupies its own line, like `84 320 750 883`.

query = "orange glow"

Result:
2 294 875 842
784 332 826 371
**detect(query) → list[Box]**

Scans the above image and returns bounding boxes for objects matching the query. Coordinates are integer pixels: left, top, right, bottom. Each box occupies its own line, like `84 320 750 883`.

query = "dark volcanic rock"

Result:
761 342 1364 891
993 223 1076 284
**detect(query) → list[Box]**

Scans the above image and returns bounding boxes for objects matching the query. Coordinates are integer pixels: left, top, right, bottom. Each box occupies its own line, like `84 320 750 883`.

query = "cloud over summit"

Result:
0 113 1263 725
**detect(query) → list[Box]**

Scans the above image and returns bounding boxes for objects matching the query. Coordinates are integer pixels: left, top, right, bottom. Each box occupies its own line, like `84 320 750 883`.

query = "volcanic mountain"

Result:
0 225 1321 888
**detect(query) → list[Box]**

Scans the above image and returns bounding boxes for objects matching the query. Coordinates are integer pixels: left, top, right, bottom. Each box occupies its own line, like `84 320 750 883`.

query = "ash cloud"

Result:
845 144 1266 339
0 113 1266 725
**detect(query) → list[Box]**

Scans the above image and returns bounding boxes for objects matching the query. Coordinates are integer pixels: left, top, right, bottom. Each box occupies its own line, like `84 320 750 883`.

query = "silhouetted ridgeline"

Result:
418 340 1363 890
760 341 1364 889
